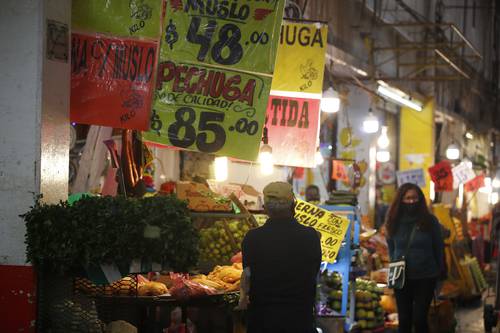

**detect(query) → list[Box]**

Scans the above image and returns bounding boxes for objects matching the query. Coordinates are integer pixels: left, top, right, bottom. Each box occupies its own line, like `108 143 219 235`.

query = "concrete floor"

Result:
456 302 484 333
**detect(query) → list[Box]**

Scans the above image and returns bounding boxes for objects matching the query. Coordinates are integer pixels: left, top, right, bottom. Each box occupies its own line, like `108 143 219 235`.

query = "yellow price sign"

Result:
294 199 350 263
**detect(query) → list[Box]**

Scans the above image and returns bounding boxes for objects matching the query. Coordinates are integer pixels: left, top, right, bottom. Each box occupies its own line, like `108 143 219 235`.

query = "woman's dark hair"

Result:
385 183 433 237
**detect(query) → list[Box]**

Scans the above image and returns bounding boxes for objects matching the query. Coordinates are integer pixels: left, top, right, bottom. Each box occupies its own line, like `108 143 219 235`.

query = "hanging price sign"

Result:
70 33 157 130
465 175 485 192
72 0 163 39
428 161 453 192
396 169 426 188
332 160 349 182
162 0 285 74
294 199 350 263
452 162 476 185
144 0 285 160
142 61 272 160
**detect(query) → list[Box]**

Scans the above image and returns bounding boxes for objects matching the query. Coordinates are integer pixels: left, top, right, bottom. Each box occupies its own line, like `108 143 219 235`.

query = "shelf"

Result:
190 212 250 219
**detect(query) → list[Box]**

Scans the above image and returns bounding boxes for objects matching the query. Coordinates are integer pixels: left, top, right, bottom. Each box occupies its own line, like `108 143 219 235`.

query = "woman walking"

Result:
385 183 444 333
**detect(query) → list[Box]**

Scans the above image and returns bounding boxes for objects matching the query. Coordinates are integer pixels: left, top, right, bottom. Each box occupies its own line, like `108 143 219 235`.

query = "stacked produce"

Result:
460 256 487 294
198 219 251 264
354 278 385 330
322 271 343 313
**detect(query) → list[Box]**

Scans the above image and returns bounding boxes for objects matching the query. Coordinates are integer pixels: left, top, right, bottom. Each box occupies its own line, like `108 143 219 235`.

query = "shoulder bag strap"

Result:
402 224 417 258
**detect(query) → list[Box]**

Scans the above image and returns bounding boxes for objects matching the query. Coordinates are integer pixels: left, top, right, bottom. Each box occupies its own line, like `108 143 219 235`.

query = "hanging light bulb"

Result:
320 87 341 113
259 127 274 175
445 143 460 160
315 149 324 166
376 150 390 163
377 126 390 149
363 109 379 134
480 177 493 194
491 192 499 205
259 144 274 175
214 156 228 182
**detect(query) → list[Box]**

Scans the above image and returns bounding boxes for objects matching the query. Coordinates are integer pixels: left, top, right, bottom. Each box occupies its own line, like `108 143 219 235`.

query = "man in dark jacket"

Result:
240 181 322 333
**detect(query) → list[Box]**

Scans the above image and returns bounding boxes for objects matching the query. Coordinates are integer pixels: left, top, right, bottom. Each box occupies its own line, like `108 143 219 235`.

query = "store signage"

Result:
396 168 426 188
294 199 350 263
266 21 328 167
271 22 328 95
143 0 285 160
464 175 485 192
452 162 476 185
428 161 453 192
265 96 320 167
72 0 163 39
70 33 158 130
332 160 349 182
161 0 285 74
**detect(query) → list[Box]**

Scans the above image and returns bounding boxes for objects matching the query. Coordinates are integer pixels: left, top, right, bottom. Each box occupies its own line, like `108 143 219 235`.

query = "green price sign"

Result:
72 0 163 39
143 60 272 161
163 0 285 74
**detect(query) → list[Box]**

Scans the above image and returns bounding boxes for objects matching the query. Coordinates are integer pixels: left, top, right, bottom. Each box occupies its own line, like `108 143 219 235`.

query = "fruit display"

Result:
354 278 385 331
321 271 344 313
198 219 252 265
460 256 487 294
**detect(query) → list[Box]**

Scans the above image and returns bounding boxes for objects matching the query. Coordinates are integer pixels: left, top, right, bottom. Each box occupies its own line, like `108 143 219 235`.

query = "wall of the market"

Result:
336 86 378 221
0 0 70 265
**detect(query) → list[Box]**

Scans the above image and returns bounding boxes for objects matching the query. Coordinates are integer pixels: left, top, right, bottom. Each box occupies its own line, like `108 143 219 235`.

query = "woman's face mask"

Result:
402 202 419 214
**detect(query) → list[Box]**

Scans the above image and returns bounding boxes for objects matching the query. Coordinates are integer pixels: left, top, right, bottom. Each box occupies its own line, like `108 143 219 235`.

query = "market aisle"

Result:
455 299 484 333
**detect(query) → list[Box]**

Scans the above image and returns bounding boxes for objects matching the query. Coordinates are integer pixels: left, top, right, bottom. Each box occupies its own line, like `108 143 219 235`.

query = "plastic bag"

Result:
169 273 216 301
231 252 242 264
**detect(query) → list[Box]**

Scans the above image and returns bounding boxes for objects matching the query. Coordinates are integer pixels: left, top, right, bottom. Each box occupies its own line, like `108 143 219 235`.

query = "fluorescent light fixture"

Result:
259 144 274 175
363 110 379 134
376 150 391 163
377 126 390 149
320 87 341 113
214 156 228 182
377 85 423 112
446 143 460 160
465 132 474 140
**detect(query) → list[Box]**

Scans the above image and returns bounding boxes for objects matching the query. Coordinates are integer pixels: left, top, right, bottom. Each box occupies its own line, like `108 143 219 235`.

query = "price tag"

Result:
72 0 163 39
163 0 285 74
294 199 350 263
142 61 272 160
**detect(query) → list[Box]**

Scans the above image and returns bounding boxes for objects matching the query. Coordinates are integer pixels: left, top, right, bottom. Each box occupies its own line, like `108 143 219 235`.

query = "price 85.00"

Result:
164 107 260 154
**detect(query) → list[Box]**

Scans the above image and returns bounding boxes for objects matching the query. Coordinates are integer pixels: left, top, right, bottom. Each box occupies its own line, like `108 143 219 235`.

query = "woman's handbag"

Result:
387 225 417 289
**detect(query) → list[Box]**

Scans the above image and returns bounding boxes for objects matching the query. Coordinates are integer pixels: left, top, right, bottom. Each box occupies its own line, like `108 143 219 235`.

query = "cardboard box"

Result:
207 181 263 211
176 182 232 212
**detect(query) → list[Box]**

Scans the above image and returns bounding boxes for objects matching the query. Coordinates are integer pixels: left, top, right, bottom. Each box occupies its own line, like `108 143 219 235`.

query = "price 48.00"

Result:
167 107 259 154
186 17 269 66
